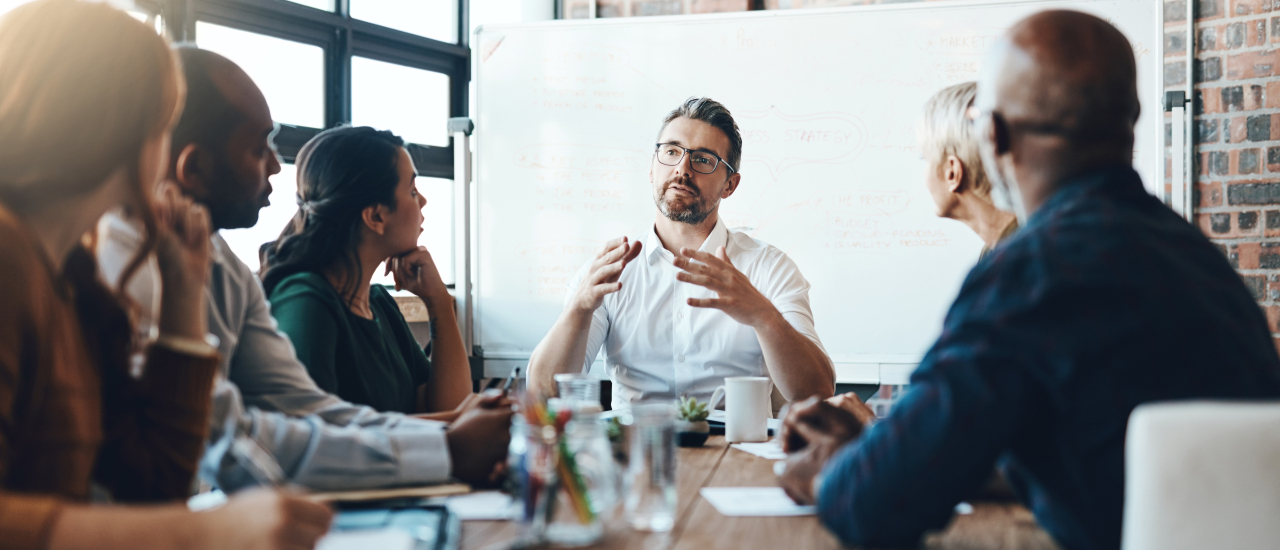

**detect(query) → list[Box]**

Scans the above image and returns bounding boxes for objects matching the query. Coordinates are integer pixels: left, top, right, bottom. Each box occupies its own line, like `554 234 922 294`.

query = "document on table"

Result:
316 529 414 550
700 487 816 517
425 490 515 521
731 440 787 460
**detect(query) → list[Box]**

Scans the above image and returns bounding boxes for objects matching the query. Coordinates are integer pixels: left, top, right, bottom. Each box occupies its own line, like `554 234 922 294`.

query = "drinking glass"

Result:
554 373 601 409
622 403 677 532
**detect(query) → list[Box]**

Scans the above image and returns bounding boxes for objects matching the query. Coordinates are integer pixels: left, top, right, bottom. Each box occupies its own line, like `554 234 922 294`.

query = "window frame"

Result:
158 0 469 178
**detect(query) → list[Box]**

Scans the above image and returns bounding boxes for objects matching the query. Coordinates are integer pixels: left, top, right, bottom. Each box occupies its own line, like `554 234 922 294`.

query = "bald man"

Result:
97 47 512 492
775 11 1280 550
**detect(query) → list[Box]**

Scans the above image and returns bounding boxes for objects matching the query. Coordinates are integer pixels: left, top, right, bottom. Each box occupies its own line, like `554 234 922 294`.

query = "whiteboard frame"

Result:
469 0 1165 381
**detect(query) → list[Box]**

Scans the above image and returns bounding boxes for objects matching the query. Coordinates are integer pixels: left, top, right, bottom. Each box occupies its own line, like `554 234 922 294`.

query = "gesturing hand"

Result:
777 396 864 505
386 246 449 302
674 246 776 328
569 237 642 314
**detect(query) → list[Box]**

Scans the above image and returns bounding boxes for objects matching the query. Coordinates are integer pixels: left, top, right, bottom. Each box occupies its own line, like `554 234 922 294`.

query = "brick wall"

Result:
1172 0 1280 353
560 0 1280 353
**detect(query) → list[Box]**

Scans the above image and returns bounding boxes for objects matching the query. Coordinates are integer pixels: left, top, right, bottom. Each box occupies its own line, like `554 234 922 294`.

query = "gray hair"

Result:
920 81 991 197
657 97 742 174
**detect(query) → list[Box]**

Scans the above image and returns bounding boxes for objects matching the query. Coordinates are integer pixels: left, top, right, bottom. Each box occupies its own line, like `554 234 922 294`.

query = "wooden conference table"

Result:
459 436 1060 550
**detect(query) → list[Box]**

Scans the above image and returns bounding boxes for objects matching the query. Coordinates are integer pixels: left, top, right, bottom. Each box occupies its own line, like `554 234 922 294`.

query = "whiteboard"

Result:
471 0 1161 375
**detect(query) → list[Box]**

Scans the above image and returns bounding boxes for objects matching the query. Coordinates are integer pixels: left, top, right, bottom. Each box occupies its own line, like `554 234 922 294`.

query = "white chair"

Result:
1122 401 1280 550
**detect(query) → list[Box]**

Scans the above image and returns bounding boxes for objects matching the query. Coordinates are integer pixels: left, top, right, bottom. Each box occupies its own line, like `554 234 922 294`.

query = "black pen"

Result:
501 366 521 395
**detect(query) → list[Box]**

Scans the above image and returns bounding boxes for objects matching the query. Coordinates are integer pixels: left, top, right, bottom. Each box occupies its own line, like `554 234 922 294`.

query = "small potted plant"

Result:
675 395 711 447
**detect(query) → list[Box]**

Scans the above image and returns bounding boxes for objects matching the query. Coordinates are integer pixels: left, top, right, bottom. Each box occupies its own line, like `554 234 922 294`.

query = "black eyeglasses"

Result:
654 143 736 175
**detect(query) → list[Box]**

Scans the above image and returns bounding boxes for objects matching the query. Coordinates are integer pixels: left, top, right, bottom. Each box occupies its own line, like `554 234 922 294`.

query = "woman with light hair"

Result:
919 81 1018 258
0 1 330 549
818 82 1021 432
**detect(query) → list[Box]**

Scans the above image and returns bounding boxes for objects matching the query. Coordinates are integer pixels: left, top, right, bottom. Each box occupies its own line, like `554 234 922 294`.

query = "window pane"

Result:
223 166 455 287
351 0 455 44
352 57 451 147
283 0 334 10
196 22 325 129
221 164 300 274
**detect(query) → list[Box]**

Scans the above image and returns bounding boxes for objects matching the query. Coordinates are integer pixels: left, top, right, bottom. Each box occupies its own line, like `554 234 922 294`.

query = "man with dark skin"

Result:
776 11 1280 550
98 48 512 490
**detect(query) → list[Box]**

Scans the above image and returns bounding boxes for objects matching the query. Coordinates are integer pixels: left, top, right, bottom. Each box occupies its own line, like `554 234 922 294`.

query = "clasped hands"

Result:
776 394 877 505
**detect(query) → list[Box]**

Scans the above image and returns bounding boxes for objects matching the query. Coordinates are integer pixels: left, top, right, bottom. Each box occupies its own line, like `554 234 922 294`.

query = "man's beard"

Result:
655 180 711 225
210 164 268 230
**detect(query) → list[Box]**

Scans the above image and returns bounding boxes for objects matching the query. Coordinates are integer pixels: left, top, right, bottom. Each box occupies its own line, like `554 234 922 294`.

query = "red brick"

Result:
1246 84 1267 110
1199 181 1224 206
1234 0 1273 15
1274 113 1280 140
1267 81 1280 107
1239 242 1263 268
1226 49 1280 79
1230 116 1249 142
1203 87 1226 113
1250 18 1269 46
690 0 746 12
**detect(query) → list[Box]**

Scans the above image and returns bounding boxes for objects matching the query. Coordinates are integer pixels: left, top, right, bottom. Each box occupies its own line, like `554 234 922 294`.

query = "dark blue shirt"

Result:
816 166 1280 550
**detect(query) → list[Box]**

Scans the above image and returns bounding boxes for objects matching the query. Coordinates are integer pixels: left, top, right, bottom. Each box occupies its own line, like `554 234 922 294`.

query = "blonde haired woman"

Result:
0 1 329 549
919 81 1018 257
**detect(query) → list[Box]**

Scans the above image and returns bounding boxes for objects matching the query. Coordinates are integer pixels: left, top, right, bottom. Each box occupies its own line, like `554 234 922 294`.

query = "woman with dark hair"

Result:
261 126 472 416
0 1 331 549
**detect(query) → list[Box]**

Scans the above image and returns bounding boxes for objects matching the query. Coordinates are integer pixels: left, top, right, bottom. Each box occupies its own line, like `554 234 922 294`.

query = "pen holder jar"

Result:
508 411 616 547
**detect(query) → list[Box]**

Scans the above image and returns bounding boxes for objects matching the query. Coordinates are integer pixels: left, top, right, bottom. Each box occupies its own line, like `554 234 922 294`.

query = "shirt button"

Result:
678 355 685 362
677 312 684 319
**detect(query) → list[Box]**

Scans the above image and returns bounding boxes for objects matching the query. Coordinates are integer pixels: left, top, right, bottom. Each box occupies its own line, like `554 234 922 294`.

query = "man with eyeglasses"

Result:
528 97 835 410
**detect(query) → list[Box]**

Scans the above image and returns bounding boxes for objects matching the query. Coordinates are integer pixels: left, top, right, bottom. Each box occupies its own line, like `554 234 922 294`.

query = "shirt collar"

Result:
645 217 730 264
1029 164 1143 226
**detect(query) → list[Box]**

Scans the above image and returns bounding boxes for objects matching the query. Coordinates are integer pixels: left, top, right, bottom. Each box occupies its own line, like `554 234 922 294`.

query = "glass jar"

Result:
621 404 677 532
508 412 617 547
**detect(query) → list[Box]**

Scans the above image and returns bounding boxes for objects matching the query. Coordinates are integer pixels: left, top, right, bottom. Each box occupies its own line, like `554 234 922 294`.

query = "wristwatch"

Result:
153 333 220 358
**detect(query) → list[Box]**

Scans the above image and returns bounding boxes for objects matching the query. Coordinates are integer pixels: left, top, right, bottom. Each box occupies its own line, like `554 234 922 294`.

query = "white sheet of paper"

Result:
699 487 816 517
731 440 787 460
316 529 414 550
436 490 515 521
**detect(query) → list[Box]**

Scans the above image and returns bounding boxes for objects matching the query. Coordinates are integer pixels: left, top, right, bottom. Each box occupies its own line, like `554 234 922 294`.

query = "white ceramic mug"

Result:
708 376 771 443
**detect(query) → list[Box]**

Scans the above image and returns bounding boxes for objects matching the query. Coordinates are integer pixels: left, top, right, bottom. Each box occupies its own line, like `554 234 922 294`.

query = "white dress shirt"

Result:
568 218 826 410
96 212 451 491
